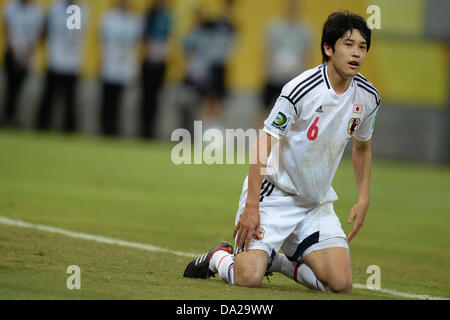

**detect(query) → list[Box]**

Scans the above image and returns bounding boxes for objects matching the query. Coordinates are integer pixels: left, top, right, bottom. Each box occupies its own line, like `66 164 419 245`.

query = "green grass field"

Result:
0 130 449 300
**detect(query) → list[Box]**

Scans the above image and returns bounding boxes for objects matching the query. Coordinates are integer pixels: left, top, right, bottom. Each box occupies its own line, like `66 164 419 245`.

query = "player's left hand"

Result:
346 200 369 243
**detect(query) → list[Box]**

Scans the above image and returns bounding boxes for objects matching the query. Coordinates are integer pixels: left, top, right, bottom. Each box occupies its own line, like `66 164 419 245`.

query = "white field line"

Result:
0 216 197 258
0 216 448 300
351 284 448 300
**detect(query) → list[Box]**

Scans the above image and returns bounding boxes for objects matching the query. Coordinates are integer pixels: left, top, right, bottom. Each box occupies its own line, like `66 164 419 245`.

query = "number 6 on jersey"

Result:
307 116 320 141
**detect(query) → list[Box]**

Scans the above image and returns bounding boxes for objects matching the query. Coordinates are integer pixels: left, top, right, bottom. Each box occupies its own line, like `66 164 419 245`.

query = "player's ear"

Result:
323 42 333 61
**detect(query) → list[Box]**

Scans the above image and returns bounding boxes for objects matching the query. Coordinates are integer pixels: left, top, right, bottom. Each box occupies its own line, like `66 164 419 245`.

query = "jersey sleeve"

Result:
354 101 380 142
263 84 298 139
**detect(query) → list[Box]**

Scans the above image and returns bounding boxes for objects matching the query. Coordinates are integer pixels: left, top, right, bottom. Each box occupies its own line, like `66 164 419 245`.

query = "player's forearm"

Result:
245 132 274 208
245 164 265 210
352 139 372 203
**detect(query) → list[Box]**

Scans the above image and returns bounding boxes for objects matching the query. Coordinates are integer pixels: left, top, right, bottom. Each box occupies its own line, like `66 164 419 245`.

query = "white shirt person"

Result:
100 5 143 85
1 0 44 127
98 0 143 136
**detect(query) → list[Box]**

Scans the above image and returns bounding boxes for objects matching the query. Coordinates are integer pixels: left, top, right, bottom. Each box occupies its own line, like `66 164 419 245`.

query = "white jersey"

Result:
263 64 380 203
46 0 87 74
3 0 44 65
100 9 143 84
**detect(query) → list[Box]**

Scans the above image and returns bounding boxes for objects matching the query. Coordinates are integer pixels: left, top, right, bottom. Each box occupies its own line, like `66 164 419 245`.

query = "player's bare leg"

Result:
234 249 268 288
303 247 352 293
267 245 351 293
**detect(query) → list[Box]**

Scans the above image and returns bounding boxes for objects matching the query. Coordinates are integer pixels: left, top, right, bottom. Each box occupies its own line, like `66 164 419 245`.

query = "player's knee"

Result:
234 269 264 288
315 268 352 293
234 250 268 288
325 276 353 293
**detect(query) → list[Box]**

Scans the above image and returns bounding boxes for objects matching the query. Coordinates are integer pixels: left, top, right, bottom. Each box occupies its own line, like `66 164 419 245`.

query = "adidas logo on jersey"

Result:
315 106 324 113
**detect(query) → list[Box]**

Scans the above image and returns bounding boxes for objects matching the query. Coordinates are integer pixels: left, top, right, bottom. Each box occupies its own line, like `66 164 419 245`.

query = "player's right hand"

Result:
346 200 369 243
233 206 262 251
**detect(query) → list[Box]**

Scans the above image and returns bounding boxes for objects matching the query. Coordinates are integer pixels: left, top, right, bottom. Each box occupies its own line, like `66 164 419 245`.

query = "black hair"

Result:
321 11 371 64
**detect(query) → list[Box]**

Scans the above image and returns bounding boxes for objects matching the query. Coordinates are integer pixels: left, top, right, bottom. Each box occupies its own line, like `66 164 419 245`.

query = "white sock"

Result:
209 250 234 285
292 262 326 292
269 253 325 292
267 252 284 273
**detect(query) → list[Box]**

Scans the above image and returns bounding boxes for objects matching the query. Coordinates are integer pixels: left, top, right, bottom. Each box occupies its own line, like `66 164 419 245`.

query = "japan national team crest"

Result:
353 104 363 113
347 118 361 136
259 227 265 239
253 226 265 240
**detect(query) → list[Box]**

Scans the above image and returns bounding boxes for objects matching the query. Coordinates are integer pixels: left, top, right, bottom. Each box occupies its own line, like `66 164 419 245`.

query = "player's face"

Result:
326 29 368 78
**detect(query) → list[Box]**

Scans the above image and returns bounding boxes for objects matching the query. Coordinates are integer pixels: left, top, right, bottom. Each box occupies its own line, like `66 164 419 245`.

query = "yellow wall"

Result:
0 0 448 106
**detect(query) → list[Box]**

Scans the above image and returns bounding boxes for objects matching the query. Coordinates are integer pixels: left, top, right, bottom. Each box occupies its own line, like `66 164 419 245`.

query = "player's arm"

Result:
233 131 278 251
347 137 372 242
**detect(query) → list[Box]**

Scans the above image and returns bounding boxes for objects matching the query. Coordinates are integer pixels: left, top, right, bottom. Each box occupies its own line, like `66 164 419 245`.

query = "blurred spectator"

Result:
99 0 142 136
177 8 210 134
178 0 236 132
35 0 87 133
262 0 311 114
140 0 172 139
201 0 236 130
1 0 44 128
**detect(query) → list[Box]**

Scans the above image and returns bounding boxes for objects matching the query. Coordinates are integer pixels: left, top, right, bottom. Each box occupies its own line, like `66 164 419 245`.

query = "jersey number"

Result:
307 117 320 141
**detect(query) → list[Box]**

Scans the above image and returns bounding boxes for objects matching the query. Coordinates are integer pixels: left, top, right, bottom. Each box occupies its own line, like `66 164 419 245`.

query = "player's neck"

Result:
326 62 353 96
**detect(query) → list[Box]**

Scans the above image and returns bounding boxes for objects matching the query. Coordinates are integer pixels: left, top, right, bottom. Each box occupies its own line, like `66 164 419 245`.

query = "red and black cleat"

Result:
183 241 233 279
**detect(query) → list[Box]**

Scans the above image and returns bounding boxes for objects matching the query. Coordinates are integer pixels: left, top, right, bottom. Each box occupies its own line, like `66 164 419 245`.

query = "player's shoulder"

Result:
280 65 325 108
284 65 324 91
353 73 381 108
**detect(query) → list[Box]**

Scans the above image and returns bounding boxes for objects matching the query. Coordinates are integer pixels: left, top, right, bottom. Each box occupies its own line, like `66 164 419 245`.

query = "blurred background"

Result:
0 0 449 163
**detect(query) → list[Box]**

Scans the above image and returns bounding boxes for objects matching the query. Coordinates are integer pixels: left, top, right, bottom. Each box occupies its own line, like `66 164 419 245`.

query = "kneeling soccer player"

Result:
184 11 380 293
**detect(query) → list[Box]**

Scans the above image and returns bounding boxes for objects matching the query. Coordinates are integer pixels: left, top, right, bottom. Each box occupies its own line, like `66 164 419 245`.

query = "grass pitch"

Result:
0 130 449 300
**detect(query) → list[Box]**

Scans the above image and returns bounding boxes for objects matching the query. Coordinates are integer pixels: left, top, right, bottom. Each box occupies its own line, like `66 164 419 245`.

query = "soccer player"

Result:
184 11 380 293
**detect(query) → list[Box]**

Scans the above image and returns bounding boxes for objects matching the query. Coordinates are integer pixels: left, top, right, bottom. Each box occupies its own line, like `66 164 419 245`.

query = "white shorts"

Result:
234 177 349 262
